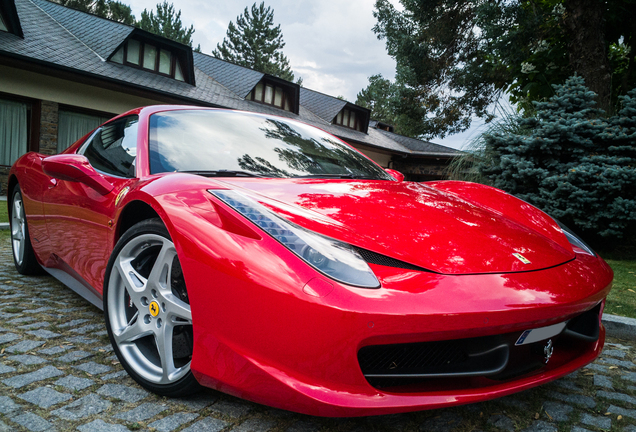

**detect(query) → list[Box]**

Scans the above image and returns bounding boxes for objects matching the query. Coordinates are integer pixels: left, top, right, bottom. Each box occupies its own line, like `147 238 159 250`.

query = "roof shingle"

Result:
299 87 347 123
30 0 132 60
194 52 264 98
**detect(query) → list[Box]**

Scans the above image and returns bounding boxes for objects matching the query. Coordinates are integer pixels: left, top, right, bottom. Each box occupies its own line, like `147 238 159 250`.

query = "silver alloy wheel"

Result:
107 233 192 384
11 191 26 266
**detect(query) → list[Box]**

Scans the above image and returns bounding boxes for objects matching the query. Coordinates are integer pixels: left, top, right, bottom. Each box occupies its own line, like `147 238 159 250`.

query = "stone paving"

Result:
1 234 636 432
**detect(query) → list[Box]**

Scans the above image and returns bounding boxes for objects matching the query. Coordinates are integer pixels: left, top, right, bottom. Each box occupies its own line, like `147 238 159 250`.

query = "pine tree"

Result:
138 1 195 46
478 76 636 244
55 0 135 25
213 2 294 82
107 1 134 25
356 74 397 126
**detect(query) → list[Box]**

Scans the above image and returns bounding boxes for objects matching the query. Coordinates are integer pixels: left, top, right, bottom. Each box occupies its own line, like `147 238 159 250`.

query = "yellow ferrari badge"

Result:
115 187 130 207
513 253 531 264
149 301 160 317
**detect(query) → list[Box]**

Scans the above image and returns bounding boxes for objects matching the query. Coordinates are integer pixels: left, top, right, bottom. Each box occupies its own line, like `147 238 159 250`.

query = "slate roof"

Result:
194 52 264 98
31 0 132 60
375 129 462 156
299 87 347 123
0 0 461 158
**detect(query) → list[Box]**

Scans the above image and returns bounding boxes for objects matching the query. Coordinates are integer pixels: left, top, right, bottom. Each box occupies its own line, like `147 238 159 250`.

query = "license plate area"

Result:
515 322 567 346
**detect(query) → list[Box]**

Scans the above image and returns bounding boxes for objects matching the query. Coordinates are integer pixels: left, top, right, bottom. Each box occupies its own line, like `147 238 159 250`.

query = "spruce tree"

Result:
213 2 294 82
138 1 195 46
479 76 636 244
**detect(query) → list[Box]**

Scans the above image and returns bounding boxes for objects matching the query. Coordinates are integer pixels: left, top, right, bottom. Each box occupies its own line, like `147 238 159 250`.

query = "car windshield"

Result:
148 110 393 180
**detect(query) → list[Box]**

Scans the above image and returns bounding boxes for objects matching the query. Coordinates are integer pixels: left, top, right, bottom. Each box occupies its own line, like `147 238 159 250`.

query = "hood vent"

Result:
354 248 432 273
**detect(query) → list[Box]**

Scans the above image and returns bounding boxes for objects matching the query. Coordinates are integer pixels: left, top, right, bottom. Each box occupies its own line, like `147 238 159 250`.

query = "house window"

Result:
0 99 28 166
333 108 363 131
111 39 185 82
249 81 292 111
58 110 111 152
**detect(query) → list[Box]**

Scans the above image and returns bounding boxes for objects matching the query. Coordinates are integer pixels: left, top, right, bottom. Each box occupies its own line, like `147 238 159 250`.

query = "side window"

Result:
81 116 138 178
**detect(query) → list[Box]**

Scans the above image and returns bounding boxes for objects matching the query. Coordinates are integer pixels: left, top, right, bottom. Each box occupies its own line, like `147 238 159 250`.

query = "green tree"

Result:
356 74 397 126
107 1 134 25
371 0 636 138
355 72 430 137
137 1 195 46
213 2 295 82
55 0 135 24
477 76 636 244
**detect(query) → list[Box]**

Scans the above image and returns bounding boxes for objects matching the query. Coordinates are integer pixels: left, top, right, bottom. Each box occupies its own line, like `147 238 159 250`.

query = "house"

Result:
0 0 461 194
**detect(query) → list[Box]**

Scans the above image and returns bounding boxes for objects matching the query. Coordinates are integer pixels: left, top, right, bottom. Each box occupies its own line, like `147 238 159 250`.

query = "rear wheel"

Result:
104 218 200 397
10 185 42 275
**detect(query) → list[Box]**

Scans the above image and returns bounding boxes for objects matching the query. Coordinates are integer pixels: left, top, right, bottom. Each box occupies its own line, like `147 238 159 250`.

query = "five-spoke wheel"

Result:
10 185 41 275
105 219 200 396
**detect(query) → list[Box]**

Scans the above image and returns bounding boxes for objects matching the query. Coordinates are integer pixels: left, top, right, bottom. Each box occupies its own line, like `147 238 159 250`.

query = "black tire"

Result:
10 185 43 275
104 218 201 397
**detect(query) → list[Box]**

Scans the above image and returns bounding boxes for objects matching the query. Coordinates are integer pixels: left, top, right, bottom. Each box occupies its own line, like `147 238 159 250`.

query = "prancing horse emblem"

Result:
544 339 554 364
513 253 531 264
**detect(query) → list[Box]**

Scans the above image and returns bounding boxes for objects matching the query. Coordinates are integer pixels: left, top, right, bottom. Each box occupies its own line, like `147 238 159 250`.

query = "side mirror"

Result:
42 154 114 195
385 168 405 182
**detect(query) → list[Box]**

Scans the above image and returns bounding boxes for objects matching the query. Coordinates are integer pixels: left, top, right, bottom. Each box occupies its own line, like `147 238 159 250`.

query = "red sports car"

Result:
8 106 613 417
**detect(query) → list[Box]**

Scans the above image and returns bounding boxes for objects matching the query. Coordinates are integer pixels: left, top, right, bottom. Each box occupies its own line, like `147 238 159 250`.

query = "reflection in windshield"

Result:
148 110 392 180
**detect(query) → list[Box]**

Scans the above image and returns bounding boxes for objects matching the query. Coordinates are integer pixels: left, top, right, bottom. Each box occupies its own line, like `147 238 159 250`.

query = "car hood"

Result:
215 178 575 275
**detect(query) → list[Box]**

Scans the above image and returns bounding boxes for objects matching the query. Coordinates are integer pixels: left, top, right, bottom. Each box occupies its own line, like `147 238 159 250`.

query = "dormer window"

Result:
0 0 23 37
249 79 294 111
333 107 367 132
375 121 395 133
111 38 185 82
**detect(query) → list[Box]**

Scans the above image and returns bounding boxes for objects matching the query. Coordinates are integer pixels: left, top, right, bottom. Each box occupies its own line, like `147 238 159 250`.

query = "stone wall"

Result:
0 166 10 196
39 100 59 156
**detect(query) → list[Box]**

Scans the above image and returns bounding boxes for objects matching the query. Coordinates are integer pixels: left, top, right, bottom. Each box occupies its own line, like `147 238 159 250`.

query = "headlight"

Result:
209 190 380 288
556 220 596 256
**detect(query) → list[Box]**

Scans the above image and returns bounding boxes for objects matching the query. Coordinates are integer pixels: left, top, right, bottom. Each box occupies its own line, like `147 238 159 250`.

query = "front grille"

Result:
359 336 509 380
359 340 469 374
358 304 601 391
354 247 430 272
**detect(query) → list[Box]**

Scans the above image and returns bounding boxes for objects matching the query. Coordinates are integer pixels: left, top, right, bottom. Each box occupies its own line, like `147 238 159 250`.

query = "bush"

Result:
477 76 636 247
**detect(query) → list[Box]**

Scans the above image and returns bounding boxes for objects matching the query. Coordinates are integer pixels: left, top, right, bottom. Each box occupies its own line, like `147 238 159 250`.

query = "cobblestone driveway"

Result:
0 236 635 432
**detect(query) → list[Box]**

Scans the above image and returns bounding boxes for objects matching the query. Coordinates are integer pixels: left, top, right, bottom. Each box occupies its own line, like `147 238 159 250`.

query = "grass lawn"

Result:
0 201 7 224
604 257 636 318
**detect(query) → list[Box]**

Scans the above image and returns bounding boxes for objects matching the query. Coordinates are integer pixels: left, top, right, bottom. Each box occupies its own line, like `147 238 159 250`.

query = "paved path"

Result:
1 236 636 432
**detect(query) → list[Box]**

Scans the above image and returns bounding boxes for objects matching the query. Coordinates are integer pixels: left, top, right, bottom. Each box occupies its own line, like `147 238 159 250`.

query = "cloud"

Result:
128 0 395 101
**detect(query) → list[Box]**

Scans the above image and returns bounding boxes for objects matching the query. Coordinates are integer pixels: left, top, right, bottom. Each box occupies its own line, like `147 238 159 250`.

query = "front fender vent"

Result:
354 247 431 272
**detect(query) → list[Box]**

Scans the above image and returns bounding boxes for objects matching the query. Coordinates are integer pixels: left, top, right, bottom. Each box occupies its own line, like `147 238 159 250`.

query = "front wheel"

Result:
10 185 42 275
104 219 201 397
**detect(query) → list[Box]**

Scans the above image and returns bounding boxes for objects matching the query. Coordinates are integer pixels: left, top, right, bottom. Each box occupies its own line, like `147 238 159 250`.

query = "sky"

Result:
125 0 476 150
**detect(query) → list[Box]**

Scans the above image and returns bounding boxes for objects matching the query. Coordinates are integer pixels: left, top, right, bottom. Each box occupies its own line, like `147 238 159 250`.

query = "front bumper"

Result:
164 205 613 417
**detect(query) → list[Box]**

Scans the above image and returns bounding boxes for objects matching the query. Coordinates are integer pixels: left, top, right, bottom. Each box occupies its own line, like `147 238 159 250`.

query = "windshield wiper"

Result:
177 170 265 178
292 174 378 179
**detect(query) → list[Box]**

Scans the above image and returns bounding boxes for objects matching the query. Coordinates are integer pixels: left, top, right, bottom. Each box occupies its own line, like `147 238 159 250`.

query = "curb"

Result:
603 314 636 341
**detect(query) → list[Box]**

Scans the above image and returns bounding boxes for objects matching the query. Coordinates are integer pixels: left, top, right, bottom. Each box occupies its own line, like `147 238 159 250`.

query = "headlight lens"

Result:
209 190 380 288
556 220 596 256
